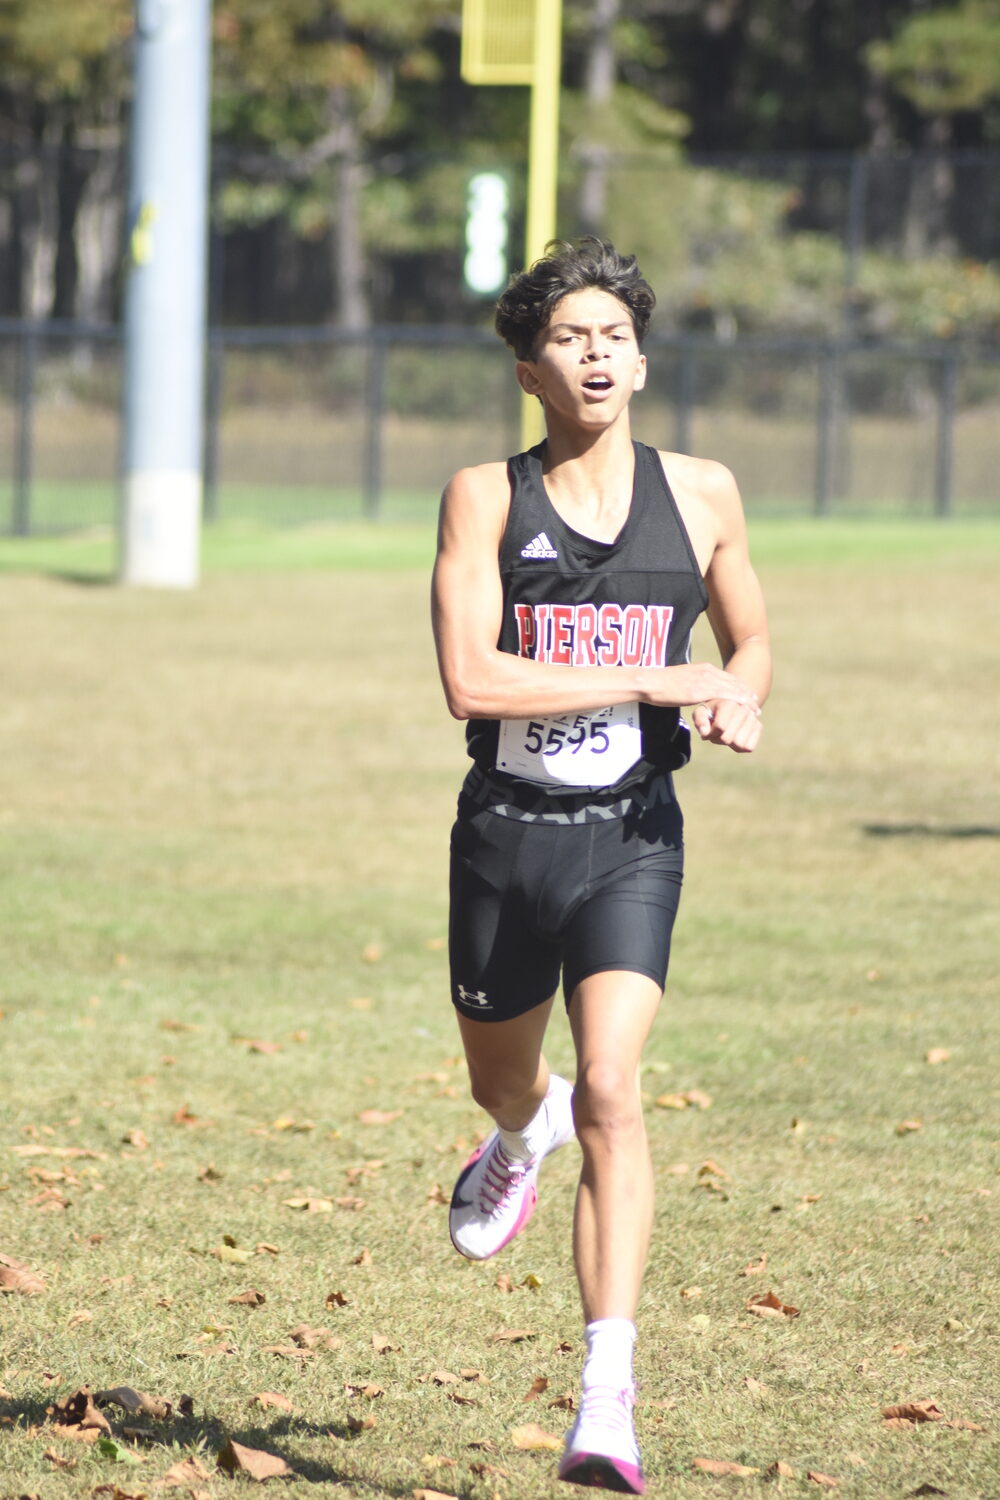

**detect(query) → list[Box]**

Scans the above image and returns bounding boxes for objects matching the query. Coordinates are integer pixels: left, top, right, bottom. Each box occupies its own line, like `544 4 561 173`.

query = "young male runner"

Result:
432 239 771 1494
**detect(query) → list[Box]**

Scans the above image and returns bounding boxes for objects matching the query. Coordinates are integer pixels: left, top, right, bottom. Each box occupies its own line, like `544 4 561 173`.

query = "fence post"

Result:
13 323 38 536
934 351 957 518
364 329 387 520
203 333 224 523
814 343 837 516
674 338 695 455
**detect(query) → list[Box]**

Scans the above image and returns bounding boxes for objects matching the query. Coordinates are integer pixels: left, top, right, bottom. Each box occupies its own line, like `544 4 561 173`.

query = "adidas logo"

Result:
520 531 558 560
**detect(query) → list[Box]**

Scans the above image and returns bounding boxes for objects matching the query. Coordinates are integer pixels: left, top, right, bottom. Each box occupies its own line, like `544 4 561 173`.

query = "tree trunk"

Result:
578 0 619 236
329 86 370 330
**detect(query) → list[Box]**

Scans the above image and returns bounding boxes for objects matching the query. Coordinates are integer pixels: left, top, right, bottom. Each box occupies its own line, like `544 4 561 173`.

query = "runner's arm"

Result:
691 465 771 754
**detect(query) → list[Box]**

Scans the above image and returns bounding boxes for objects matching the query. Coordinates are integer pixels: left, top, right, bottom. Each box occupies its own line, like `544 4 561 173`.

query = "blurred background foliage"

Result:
2 0 1000 340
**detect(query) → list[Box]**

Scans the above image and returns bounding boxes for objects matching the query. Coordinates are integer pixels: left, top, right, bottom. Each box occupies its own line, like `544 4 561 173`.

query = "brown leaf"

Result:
680 1286 703 1300
48 1387 113 1434
492 1328 536 1343
345 1382 384 1399
325 1290 349 1308
412 1491 458 1500
740 1253 768 1278
747 1291 800 1319
357 1109 402 1126
228 1288 266 1306
351 1247 373 1266
523 1377 549 1401
495 1273 515 1293
42 1448 77 1469
692 1457 759 1475
698 1160 730 1180
447 1391 478 1406
460 1369 488 1382
161 1456 212 1487
0 1253 46 1295
426 1183 448 1204
283 1196 333 1213
347 1413 376 1433
372 1333 401 1354
121 1129 149 1150
882 1401 945 1424
469 1462 510 1479
895 1120 923 1135
420 1369 459 1385
252 1392 295 1412
511 1422 561 1451
160 1018 200 1032
217 1437 292 1480
744 1377 769 1397
234 1038 282 1054
172 1105 209 1128
289 1323 341 1350
765 1461 796 1478
807 1472 840 1487
549 1392 576 1411
906 1486 948 1497
94 1386 174 1419
925 1049 951 1066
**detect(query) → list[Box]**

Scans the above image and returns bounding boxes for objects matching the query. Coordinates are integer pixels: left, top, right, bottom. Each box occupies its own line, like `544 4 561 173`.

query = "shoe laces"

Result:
478 1140 532 1212
577 1384 636 1436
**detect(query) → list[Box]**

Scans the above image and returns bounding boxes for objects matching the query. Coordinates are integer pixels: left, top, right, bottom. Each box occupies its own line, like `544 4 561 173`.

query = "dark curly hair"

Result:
495 237 655 360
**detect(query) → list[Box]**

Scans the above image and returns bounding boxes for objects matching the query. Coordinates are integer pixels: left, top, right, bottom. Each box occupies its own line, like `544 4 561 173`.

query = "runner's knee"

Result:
573 1060 643 1147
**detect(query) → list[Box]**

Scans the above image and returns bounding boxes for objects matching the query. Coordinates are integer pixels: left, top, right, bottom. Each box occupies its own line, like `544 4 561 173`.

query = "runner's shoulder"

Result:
439 460 512 548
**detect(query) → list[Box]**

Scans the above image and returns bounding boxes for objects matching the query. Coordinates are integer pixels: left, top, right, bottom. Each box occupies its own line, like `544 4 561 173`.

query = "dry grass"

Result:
0 522 998 1498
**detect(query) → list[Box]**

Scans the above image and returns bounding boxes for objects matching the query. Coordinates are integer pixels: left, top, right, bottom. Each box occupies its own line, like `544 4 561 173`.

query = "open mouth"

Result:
582 375 613 392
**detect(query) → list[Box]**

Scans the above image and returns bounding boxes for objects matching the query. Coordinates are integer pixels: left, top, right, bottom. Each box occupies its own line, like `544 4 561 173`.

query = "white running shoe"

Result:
558 1384 645 1495
449 1075 575 1261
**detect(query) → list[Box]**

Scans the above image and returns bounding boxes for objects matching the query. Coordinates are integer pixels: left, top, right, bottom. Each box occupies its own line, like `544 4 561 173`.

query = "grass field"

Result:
1 519 998 1499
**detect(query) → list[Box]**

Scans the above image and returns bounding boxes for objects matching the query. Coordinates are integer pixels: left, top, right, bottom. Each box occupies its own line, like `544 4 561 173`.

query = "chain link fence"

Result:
2 317 998 534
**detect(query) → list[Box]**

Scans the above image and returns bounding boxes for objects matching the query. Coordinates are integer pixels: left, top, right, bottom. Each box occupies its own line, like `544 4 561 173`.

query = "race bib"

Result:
496 702 643 789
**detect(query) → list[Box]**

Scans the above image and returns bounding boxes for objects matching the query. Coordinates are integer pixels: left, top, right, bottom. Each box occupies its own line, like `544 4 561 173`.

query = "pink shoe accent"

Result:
558 1451 645 1494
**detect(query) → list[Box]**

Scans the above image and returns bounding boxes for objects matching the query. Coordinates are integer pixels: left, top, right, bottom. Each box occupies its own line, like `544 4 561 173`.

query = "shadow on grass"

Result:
862 822 1000 839
0 1394 417 1495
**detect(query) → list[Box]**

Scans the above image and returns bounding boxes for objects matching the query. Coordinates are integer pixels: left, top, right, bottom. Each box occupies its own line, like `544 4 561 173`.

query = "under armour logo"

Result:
457 984 491 1008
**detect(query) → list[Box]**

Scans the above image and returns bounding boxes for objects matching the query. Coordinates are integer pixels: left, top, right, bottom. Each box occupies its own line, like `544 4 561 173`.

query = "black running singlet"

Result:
465 441 710 796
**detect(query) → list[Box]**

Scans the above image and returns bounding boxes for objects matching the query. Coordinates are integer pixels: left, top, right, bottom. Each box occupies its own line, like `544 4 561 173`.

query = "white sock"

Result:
497 1076 567 1163
582 1318 637 1393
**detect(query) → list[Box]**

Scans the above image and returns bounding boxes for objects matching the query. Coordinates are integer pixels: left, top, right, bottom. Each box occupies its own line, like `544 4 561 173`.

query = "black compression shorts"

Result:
448 770 684 1023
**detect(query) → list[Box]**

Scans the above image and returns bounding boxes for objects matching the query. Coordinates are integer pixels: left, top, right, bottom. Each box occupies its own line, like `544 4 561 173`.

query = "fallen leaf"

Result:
896 1120 923 1135
161 1455 212 1487
0 1253 46 1295
228 1288 266 1307
549 1392 576 1411
740 1254 768 1277
121 1130 149 1150
680 1286 703 1299
347 1413 376 1433
692 1456 759 1475
747 1291 800 1319
925 1049 951 1066
172 1105 208 1128
160 1018 199 1032
289 1323 341 1350
495 1273 515 1293
523 1377 549 1401
198 1164 223 1183
352 1247 373 1266
345 1382 384 1399
234 1038 282 1054
511 1422 561 1451
744 1377 769 1396
492 1328 536 1343
283 1197 334 1213
43 1448 77 1469
326 1290 349 1308
252 1391 295 1412
765 1460 796 1478
447 1391 478 1406
469 1461 510 1479
95 1435 143 1463
357 1109 401 1126
664 1162 690 1175
412 1491 458 1500
217 1437 292 1480
698 1160 729 1180
372 1333 400 1354
94 1387 174 1420
807 1472 840 1487
882 1401 945 1424
48 1387 113 1435
420 1369 459 1386
906 1486 948 1497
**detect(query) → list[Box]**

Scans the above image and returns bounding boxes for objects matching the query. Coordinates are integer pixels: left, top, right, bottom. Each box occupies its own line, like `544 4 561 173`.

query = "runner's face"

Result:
517 287 646 428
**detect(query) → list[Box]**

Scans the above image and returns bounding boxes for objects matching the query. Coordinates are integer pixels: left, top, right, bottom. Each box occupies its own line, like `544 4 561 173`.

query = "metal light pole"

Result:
461 0 564 450
120 0 212 588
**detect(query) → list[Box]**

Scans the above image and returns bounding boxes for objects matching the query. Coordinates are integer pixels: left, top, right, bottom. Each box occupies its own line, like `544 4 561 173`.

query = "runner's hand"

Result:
691 698 763 754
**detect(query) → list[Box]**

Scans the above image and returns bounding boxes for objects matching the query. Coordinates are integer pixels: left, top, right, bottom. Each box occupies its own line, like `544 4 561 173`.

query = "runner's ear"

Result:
516 361 543 397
